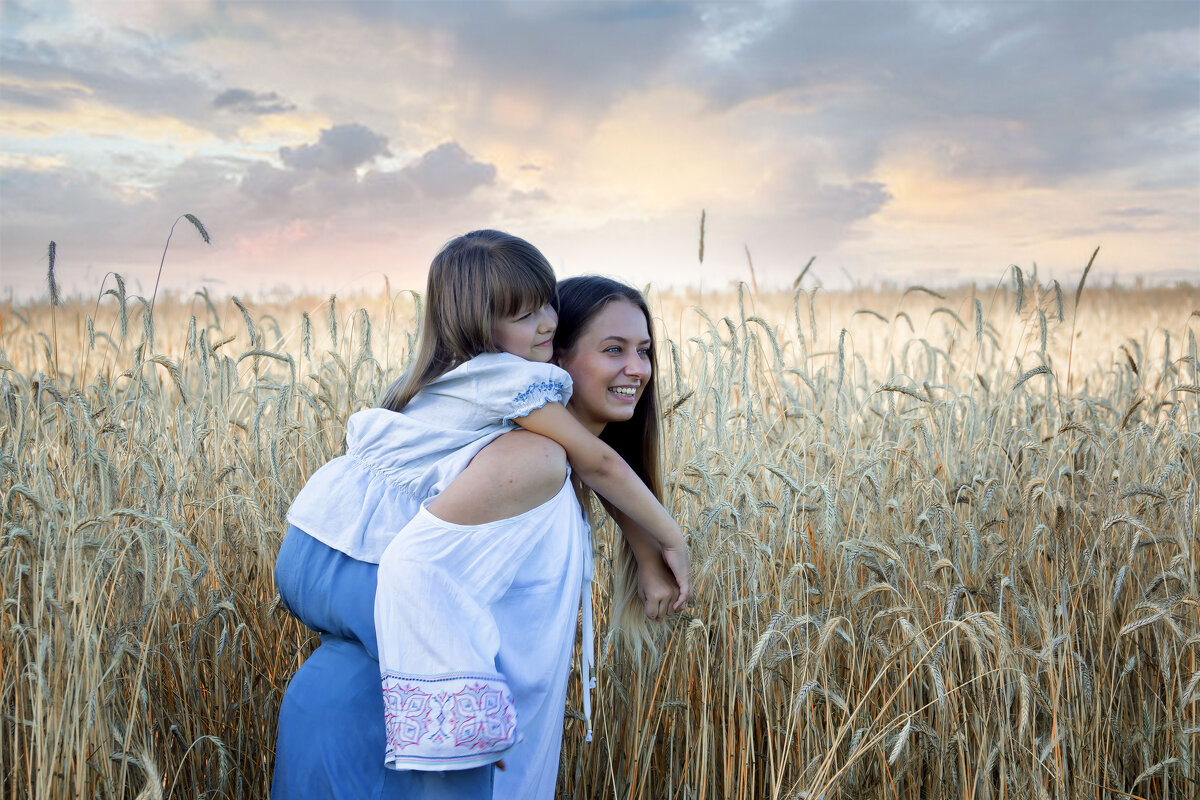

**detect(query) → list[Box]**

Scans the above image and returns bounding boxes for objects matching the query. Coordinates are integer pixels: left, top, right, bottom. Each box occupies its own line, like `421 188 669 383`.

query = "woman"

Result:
272 276 680 798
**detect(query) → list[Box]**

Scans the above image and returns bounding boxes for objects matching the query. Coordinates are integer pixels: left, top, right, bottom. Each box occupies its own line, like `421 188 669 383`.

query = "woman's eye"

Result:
605 346 621 354
638 348 651 358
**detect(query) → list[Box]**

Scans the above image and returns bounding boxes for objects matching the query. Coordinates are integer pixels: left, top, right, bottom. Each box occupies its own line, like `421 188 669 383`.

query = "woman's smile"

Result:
558 299 652 433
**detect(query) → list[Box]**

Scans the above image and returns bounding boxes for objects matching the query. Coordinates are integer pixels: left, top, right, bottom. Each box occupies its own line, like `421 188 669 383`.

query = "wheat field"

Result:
2 261 1198 798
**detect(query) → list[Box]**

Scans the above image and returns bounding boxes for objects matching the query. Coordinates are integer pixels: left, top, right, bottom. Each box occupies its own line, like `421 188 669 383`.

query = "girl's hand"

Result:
660 544 692 611
637 557 679 621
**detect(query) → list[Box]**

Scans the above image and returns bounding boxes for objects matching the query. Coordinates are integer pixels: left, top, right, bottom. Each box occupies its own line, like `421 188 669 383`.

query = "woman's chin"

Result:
600 402 638 424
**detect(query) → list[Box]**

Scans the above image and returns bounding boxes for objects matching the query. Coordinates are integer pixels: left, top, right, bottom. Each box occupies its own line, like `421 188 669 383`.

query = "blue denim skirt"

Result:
271 525 494 799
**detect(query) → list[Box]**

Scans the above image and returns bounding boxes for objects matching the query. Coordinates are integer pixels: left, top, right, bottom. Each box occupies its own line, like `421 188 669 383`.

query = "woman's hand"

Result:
637 555 679 621
608 505 694 615
659 544 692 611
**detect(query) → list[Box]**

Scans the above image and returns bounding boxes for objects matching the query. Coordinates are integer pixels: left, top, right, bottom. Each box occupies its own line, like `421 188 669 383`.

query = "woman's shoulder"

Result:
479 431 571 505
423 430 570 526
478 429 567 463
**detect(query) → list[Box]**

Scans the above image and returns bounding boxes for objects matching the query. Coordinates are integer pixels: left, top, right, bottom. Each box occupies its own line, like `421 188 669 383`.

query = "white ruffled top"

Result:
286 352 573 563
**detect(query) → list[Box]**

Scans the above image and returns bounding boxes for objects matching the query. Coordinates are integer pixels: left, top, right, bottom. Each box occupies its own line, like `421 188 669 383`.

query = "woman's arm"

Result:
515 403 691 601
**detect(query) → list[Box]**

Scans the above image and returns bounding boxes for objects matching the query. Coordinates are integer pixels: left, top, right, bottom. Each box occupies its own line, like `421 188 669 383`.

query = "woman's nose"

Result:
623 354 650 380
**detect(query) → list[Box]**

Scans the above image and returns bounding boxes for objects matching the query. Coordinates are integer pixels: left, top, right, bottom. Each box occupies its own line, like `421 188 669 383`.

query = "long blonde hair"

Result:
379 230 557 411
554 277 664 654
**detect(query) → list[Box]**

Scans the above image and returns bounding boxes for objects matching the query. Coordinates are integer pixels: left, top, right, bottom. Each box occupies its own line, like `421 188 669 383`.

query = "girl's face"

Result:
491 301 558 362
558 299 652 434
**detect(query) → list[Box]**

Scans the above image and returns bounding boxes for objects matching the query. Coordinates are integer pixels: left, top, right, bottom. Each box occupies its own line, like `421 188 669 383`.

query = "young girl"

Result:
273 231 687 797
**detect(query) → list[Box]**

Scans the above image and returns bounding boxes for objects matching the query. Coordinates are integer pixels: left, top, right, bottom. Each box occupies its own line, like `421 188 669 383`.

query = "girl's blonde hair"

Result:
379 230 557 411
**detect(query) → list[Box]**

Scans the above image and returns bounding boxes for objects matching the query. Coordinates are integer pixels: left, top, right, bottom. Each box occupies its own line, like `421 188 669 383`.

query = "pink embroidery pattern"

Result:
382 682 433 748
382 673 517 763
451 683 511 748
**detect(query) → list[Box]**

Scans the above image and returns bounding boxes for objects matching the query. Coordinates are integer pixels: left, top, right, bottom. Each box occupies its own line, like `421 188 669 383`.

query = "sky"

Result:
1 0 1197 301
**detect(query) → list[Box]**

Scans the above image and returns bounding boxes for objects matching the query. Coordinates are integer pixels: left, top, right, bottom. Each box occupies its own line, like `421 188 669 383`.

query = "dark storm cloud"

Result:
213 88 296 115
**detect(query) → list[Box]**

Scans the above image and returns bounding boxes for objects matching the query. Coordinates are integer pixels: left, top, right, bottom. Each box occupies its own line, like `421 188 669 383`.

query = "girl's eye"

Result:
516 311 532 321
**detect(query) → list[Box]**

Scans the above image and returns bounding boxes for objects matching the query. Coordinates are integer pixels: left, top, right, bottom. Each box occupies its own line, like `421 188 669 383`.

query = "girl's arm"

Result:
516 403 691 603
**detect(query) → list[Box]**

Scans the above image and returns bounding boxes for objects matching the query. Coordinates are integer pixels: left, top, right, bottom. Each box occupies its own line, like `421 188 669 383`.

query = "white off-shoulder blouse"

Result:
374 476 594 799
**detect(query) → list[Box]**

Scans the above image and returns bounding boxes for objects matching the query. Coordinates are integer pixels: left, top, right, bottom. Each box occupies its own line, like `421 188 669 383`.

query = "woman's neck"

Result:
567 404 606 436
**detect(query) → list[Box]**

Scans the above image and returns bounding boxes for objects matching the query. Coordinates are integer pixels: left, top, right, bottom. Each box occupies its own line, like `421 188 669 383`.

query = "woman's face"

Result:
557 299 652 434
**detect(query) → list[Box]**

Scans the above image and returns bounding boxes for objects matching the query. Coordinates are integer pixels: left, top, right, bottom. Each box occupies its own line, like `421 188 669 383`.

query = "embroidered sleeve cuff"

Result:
506 378 570 422
382 671 518 771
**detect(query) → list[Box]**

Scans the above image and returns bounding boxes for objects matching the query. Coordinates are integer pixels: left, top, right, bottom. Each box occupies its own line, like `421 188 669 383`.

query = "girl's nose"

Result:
537 306 558 332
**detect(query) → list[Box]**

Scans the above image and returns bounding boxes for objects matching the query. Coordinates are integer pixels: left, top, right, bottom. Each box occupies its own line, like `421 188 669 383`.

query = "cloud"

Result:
0 142 506 300
279 123 391 173
234 126 494 219
509 188 551 204
802 181 892 225
1 1 1195 299
1106 206 1163 219
0 34 221 130
685 1 1199 186
400 141 495 198
304 1 702 135
213 88 296 115
0 79 83 109
0 121 500 290
236 130 495 225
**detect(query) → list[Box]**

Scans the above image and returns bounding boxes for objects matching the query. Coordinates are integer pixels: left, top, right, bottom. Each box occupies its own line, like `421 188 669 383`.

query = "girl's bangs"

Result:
493 263 556 318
